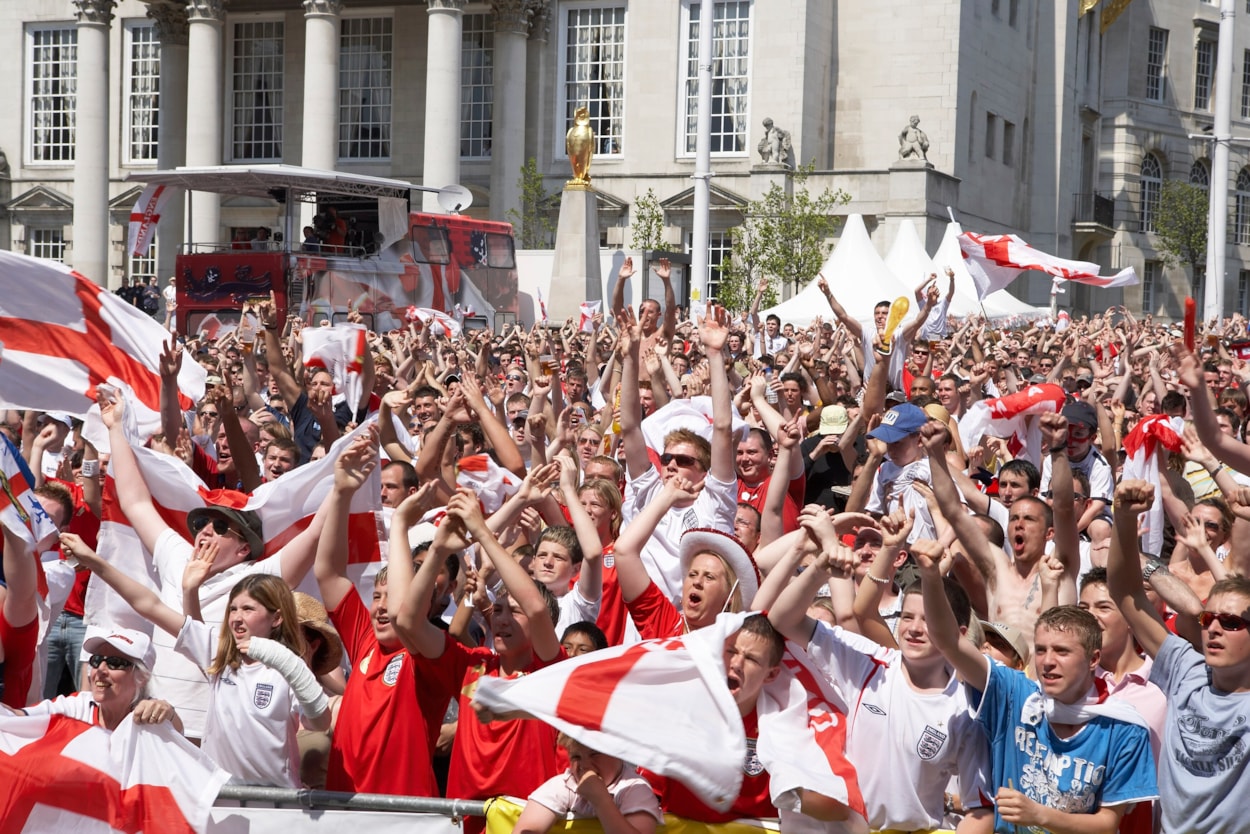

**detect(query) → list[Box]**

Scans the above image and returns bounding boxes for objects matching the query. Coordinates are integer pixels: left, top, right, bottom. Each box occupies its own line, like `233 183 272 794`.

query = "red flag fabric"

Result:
456 453 521 514
0 435 59 550
958 231 1138 298
126 183 174 258
957 383 1068 466
1121 415 1184 557
0 250 205 437
301 323 368 410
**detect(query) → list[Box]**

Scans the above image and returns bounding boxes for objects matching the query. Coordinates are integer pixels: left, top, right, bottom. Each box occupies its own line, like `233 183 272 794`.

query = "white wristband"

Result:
80 459 100 478
245 636 330 719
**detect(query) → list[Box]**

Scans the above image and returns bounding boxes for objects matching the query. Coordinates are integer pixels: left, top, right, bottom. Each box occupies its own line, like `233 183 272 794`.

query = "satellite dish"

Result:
437 184 473 214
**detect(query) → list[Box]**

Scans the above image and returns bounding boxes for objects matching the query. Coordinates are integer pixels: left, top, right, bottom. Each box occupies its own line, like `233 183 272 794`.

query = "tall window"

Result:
28 25 77 163
1196 39 1215 111
1240 270 1250 314
131 236 157 281
985 112 997 159
705 230 734 302
1235 167 1250 244
1140 153 1162 233
339 17 392 160
1146 27 1167 102
1142 260 1158 315
231 19 284 161
124 22 160 163
1242 49 1250 118
681 1 751 155
28 228 65 262
1190 159 1210 191
460 14 493 159
1003 121 1016 166
561 5 626 156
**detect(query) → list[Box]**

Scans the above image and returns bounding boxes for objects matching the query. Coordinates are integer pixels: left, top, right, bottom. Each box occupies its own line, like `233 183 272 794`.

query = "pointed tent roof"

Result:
931 222 1042 318
759 214 916 328
884 218 938 295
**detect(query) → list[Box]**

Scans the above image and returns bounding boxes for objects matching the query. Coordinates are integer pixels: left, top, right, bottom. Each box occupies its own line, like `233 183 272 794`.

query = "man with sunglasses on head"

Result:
1108 480 1250 834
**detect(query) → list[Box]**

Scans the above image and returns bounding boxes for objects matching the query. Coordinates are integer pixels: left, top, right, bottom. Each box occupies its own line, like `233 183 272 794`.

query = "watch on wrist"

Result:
1142 558 1168 581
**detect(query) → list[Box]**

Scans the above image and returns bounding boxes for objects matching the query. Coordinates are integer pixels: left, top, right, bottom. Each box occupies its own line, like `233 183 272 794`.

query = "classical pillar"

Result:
422 0 467 212
302 0 342 171
488 0 531 222
149 2 189 281
185 0 226 244
72 0 115 287
523 1 550 164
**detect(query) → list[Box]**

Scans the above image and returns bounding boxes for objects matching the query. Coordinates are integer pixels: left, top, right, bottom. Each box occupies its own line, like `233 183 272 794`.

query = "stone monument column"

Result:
488 0 531 222
302 0 342 171
72 0 116 287
422 0 467 212
185 0 227 244
150 2 189 281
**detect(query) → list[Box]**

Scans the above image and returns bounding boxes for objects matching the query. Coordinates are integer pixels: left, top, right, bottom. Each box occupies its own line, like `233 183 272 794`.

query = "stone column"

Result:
185 0 226 245
487 0 531 222
302 0 342 171
72 0 116 287
523 1 550 164
422 0 467 212
149 2 189 281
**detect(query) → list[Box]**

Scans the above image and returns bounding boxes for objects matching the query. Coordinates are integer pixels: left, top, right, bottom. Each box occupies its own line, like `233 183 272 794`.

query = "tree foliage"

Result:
507 157 556 249
1153 179 1208 272
716 165 850 310
630 188 670 253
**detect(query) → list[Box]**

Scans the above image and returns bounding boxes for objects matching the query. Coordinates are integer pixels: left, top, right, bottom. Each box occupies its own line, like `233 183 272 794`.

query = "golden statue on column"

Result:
565 106 594 189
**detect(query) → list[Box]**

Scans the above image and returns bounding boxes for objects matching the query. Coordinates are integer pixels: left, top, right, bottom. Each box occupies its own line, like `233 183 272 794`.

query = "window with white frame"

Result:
28 25 77 163
1190 159 1210 191
1141 260 1158 315
680 1 751 156
340 17 392 160
1196 39 1214 111
131 235 158 281
705 229 734 302
561 5 626 156
124 22 160 164
230 19 284 161
1242 49 1250 119
1235 168 1250 244
28 228 65 262
461 13 493 159
1146 27 1167 102
1140 153 1162 233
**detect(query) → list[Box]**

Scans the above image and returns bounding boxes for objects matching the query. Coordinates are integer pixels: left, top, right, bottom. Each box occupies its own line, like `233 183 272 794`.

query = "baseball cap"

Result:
980 620 1030 666
186 505 265 559
868 403 928 444
818 405 850 436
84 626 157 670
1061 400 1098 429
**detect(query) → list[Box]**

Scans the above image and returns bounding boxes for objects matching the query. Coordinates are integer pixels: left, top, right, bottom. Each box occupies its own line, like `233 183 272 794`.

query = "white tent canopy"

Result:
759 214 916 328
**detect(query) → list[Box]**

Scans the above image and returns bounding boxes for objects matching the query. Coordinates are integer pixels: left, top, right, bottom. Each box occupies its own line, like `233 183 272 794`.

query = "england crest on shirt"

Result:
917 725 947 760
254 683 274 709
743 737 765 776
384 654 404 686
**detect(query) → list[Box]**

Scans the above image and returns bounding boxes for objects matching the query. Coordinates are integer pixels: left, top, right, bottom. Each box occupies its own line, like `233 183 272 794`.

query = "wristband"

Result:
866 571 891 586
1049 444 1067 454
80 459 100 478
1209 463 1227 476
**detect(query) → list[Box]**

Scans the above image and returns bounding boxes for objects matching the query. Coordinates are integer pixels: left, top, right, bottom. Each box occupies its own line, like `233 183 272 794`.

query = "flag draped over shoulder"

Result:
957 383 1068 466
0 249 205 437
0 712 228 833
0 435 58 549
301 323 368 413
958 231 1138 299
1122 415 1184 557
127 183 175 258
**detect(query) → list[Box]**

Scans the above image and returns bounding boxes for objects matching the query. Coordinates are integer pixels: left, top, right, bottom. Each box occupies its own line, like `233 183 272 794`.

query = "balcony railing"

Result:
1073 192 1116 228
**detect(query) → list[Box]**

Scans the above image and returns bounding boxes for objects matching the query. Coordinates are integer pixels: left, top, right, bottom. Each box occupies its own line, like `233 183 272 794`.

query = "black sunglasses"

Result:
199 410 219 419
1199 611 1250 632
190 516 240 538
88 654 135 670
660 452 701 468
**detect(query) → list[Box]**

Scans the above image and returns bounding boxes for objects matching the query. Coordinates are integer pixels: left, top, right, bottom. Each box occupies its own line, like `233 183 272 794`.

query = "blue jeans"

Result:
44 611 87 699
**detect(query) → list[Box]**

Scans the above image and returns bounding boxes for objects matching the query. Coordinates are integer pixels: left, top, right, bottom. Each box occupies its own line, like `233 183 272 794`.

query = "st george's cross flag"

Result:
302 322 368 413
957 383 1069 467
0 712 228 833
1121 414 1185 557
959 231 1138 299
0 249 205 438
0 434 58 550
127 183 175 258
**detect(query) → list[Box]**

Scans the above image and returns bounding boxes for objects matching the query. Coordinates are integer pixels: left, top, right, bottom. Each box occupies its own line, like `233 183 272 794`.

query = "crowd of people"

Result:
2 256 1249 834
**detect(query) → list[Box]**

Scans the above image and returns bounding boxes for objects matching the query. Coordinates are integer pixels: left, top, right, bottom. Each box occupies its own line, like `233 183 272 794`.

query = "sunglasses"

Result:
199 410 219 419
660 452 701 468
506 375 525 382
190 516 241 539
88 654 135 670
1199 611 1250 632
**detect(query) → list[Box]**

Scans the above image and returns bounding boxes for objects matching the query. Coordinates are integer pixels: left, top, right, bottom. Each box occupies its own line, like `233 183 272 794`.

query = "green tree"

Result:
507 158 556 249
716 165 850 310
630 188 671 253
1153 179 1208 276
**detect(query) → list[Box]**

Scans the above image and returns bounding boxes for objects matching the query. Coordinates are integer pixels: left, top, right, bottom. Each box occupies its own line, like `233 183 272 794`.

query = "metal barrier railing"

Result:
215 785 489 817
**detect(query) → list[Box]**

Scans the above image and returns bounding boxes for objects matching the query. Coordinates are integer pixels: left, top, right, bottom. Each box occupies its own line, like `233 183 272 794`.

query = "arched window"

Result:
1141 154 1162 233
1235 168 1250 245
1190 160 1210 191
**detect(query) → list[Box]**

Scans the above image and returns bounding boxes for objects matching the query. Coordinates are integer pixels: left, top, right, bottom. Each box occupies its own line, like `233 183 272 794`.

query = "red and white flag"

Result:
1122 415 1184 557
0 249 206 438
404 306 462 338
0 435 58 550
456 454 521 514
958 383 1068 466
536 288 549 324
578 300 601 333
126 183 175 258
959 231 1138 299
0 712 228 833
301 323 368 412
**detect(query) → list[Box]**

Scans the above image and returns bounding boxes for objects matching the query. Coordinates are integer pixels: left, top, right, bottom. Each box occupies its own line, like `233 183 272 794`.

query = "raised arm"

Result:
914 538 989 692
1040 414 1080 600
618 308 653 482
312 433 383 610
60 533 184 637
99 392 172 555
920 423 1001 591
816 274 863 343
461 372 525 478
557 456 603 604
699 309 736 484
258 294 304 410
760 415 801 547
388 486 456 659
612 478 697 603
1106 481 1170 658
654 258 678 342
2 528 40 631
159 340 187 444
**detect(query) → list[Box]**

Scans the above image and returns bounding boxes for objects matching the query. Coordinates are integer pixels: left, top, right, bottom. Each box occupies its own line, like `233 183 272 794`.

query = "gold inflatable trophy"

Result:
565 107 594 189
880 296 910 352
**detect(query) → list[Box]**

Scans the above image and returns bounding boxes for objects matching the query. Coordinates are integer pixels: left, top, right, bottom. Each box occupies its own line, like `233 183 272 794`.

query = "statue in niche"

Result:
565 107 594 188
898 115 930 161
757 118 792 168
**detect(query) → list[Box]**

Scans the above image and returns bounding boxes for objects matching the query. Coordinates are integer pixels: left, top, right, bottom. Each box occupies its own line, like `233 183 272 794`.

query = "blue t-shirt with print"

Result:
970 660 1157 833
